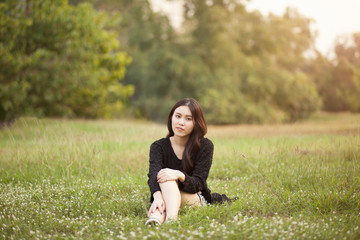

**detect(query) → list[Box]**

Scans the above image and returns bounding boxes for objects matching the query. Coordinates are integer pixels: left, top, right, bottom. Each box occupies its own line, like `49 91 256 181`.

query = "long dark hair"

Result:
167 98 207 174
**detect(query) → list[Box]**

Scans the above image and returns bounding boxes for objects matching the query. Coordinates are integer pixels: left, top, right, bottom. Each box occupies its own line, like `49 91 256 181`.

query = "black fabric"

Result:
147 137 213 203
201 186 237 204
209 193 238 204
147 137 238 205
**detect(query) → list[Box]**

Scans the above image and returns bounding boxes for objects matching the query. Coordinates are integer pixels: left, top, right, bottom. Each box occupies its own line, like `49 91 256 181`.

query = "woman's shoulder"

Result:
200 137 213 145
151 137 169 148
200 137 214 149
195 137 214 160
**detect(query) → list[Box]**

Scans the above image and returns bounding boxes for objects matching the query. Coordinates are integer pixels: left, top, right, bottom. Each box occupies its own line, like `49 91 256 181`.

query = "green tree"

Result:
69 0 186 121
0 0 133 124
307 32 360 112
183 1 321 123
70 0 322 124
328 33 360 111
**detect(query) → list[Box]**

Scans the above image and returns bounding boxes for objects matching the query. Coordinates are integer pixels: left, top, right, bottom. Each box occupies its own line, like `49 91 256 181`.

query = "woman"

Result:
146 98 231 226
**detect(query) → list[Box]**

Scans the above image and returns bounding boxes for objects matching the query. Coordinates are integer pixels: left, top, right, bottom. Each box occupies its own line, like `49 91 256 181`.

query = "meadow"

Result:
0 113 359 239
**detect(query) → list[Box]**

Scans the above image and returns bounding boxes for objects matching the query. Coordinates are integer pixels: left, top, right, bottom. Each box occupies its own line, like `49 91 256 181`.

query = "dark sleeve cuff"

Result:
178 171 198 193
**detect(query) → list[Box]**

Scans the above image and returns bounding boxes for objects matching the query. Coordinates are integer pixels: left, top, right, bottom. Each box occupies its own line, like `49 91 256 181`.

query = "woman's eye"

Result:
186 118 192 121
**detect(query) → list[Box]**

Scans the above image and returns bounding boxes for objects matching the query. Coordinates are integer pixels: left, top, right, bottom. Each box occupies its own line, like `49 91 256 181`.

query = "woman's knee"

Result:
159 180 178 189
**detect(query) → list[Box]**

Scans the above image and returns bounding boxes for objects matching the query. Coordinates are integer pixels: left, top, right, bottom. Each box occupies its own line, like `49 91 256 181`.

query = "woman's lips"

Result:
176 127 184 132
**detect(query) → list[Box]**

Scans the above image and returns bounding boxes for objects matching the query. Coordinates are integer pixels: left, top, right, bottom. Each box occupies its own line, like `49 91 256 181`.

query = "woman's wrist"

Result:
178 171 185 183
153 191 162 200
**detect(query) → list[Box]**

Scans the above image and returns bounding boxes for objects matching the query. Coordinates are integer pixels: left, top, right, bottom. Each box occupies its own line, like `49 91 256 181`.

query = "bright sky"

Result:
246 0 360 55
151 0 360 56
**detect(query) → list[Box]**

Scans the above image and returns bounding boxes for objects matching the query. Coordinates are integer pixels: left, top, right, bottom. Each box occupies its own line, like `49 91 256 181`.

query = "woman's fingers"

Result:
157 172 165 182
148 201 165 217
157 169 173 183
157 170 164 178
147 205 154 217
148 202 158 217
157 177 168 183
154 203 160 212
157 168 169 177
159 202 165 213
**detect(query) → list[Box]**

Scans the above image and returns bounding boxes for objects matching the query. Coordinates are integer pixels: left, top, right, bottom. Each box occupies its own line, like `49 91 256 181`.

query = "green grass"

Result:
0 113 359 239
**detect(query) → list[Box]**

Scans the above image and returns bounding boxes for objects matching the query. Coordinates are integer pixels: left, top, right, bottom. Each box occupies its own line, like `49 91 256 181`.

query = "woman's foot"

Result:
145 217 161 227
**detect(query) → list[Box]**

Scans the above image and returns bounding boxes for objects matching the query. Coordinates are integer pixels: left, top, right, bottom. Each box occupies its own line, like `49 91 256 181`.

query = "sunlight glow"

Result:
150 0 360 55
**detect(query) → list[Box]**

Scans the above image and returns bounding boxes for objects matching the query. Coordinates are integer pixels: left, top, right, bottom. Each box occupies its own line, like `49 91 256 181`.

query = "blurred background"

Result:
1 0 359 125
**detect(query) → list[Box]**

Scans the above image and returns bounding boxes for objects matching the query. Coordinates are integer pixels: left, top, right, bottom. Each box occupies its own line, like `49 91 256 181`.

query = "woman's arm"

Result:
147 142 164 198
178 138 214 193
156 168 185 183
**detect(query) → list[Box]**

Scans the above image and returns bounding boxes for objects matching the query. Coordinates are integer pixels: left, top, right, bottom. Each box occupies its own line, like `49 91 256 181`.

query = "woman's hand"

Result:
157 168 185 183
147 191 165 217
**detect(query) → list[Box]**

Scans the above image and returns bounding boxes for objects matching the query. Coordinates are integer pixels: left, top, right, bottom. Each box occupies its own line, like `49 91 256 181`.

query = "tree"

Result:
0 0 133 124
329 33 360 111
70 0 189 121
183 1 321 123
70 0 322 124
307 32 360 112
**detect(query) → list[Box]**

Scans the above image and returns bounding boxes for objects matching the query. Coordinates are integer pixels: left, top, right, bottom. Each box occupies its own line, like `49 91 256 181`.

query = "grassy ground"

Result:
0 112 359 239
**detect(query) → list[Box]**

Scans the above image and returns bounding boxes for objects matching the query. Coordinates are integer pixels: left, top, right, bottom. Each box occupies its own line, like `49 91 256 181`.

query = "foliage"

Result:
306 32 360 113
70 0 182 121
71 0 322 124
0 0 133 124
184 3 321 124
0 115 359 238
323 33 360 112
2 0 358 124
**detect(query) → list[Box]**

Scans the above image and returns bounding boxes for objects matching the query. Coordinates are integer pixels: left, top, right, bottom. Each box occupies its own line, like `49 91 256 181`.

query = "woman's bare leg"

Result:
149 182 201 224
180 191 201 207
159 181 181 221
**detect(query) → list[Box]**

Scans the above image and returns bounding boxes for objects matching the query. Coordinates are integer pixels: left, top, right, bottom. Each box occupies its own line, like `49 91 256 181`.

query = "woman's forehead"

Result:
174 105 192 116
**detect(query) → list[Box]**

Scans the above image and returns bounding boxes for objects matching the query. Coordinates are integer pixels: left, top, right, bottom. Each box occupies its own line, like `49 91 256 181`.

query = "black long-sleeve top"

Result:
147 137 214 203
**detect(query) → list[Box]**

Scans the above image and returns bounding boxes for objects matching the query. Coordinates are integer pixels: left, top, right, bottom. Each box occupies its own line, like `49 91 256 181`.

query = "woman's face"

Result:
172 106 195 138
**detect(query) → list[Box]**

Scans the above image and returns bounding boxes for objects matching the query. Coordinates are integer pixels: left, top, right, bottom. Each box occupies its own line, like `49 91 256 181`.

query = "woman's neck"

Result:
171 135 189 147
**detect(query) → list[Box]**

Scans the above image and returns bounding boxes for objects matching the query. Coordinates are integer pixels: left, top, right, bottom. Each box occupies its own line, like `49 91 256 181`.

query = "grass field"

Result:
0 112 359 239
